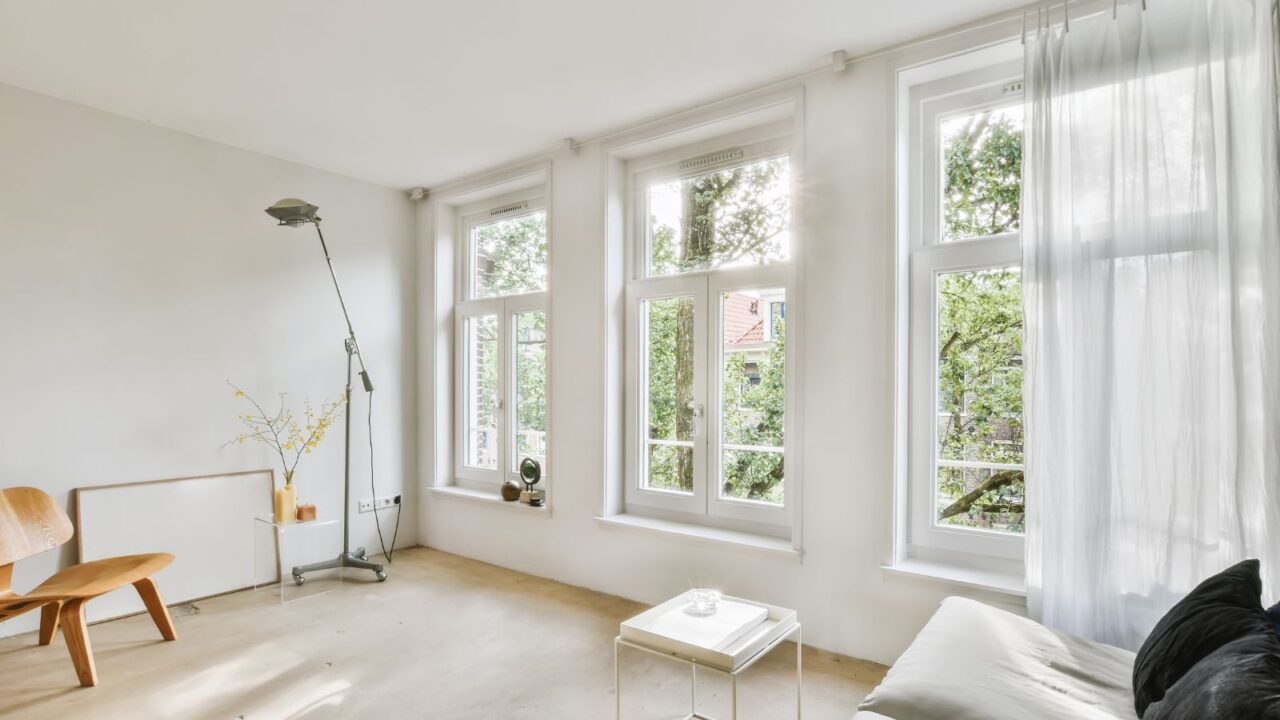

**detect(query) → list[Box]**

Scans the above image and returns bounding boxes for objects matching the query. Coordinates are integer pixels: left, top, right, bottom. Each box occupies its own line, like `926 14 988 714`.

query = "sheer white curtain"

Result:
1023 0 1280 649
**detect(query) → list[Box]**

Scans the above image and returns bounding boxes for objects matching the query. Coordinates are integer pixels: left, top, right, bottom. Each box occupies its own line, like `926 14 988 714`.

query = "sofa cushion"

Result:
1267 601 1280 635
1143 632 1280 719
856 597 1135 720
1132 559 1273 716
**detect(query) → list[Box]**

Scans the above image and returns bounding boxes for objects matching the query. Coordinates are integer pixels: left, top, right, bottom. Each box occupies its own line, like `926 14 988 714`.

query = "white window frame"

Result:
905 56 1026 564
624 133 795 532
454 194 549 490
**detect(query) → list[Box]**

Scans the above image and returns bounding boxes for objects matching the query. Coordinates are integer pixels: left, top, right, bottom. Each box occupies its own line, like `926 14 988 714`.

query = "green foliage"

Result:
650 157 790 275
474 212 548 297
642 157 790 502
936 270 1023 466
943 113 1022 241
466 213 549 471
514 310 547 467
468 315 499 468
644 296 694 492
721 316 785 503
931 108 1026 532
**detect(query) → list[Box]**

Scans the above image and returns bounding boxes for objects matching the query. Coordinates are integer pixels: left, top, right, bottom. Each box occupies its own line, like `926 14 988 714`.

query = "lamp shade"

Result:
265 198 319 226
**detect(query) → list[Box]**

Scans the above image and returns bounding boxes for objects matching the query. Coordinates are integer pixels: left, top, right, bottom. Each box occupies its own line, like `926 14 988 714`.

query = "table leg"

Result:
276 526 287 602
251 518 257 590
730 673 738 719
691 663 698 716
796 624 803 719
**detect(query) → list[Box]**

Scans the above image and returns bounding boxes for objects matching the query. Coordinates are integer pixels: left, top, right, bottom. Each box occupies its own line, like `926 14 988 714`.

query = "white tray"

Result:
620 592 798 672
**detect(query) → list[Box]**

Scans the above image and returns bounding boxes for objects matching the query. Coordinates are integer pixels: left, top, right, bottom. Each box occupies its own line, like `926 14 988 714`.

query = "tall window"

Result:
907 62 1025 561
456 198 548 489
626 137 793 528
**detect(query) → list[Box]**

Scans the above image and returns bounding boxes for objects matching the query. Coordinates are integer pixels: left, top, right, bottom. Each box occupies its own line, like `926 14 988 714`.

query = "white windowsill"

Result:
595 514 801 562
881 558 1026 598
428 485 551 517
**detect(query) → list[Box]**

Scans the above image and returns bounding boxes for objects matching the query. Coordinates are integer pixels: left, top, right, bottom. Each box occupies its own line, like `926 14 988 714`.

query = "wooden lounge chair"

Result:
0 486 176 687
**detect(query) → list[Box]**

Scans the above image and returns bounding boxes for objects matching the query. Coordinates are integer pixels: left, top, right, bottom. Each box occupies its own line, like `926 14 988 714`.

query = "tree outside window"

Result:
641 156 790 504
934 106 1025 533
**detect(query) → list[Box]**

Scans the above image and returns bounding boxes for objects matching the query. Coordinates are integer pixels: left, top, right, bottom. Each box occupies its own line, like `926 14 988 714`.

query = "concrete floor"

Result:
0 548 885 719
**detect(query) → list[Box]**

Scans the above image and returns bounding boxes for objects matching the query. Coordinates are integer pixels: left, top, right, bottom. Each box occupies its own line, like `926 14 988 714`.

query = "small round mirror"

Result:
519 458 541 489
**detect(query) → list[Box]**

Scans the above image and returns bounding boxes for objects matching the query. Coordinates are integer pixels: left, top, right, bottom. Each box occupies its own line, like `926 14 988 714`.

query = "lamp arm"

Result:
313 221 373 391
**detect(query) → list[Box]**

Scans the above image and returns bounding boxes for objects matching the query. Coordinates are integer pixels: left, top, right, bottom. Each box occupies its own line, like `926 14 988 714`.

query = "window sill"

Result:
594 513 800 562
428 486 551 517
881 558 1026 598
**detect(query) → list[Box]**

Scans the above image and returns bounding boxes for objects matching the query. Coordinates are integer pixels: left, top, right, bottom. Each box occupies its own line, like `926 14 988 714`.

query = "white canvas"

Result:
75 470 282 622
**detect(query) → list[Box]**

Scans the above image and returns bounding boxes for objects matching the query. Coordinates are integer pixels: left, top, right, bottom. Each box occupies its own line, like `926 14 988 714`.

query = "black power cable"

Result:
366 388 401 563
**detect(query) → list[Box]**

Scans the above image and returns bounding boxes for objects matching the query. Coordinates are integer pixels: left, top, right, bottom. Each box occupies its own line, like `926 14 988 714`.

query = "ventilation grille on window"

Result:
490 201 529 217
679 148 744 172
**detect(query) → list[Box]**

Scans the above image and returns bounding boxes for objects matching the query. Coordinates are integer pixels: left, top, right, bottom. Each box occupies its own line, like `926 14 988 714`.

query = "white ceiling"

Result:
0 1 1024 188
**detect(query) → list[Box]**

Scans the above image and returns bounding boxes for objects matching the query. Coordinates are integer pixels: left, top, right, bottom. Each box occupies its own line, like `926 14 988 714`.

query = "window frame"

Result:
453 194 549 491
905 59 1026 563
623 133 796 531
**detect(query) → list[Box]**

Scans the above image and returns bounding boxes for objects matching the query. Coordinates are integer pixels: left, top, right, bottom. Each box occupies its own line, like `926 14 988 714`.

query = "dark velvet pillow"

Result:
1133 559 1274 717
1268 601 1280 635
1144 632 1280 720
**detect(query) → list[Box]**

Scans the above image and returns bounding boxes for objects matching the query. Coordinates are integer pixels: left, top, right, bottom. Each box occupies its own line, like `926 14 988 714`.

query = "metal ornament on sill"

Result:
519 457 545 507
500 479 522 502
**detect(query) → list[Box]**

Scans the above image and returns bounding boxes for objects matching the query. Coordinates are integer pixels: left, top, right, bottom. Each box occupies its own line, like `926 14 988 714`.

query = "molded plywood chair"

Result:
0 486 176 687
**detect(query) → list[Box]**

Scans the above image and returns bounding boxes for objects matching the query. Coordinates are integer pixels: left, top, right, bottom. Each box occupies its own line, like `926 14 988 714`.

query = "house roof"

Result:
724 292 766 347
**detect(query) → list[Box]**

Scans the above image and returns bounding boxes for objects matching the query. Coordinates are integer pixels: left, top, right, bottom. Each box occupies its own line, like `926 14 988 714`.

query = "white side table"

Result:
615 592 801 719
251 515 343 603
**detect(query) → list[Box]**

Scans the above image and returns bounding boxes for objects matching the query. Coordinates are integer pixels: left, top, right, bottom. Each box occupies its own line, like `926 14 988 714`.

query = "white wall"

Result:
417 27 1027 666
0 83 418 637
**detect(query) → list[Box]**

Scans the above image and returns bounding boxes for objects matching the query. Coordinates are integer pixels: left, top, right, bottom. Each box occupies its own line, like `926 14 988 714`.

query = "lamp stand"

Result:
288 221 386 585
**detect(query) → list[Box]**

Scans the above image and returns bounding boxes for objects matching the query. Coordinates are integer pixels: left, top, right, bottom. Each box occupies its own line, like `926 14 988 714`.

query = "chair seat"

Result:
1 487 178 686
23 553 174 602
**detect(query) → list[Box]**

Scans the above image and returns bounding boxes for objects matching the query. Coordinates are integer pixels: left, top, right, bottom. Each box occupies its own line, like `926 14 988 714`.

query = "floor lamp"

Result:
265 198 387 583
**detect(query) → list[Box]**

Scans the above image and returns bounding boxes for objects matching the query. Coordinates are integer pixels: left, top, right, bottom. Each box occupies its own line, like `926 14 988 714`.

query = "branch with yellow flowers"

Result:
227 382 346 485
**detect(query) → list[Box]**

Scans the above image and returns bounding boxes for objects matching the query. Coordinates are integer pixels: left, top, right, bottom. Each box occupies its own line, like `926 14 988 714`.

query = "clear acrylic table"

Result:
251 515 344 603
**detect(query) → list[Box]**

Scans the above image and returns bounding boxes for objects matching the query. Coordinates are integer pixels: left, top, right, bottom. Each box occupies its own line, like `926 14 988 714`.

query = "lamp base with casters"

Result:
291 548 387 585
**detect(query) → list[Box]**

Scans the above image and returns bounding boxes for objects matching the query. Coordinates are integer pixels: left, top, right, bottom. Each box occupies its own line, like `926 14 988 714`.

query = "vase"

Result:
274 480 297 524
501 480 521 502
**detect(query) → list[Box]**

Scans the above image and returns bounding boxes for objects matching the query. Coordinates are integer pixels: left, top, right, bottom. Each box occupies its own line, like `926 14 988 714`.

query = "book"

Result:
644 597 768 651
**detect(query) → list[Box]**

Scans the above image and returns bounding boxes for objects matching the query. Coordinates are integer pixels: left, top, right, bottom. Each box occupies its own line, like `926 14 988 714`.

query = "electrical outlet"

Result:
359 496 398 513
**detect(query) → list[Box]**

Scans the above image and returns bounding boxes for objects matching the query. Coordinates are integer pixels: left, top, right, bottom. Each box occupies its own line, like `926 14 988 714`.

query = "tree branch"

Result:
938 469 1022 520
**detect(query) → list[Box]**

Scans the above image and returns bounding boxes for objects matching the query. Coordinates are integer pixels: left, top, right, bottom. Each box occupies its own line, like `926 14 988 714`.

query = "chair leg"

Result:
133 577 176 641
59 598 96 687
39 601 61 645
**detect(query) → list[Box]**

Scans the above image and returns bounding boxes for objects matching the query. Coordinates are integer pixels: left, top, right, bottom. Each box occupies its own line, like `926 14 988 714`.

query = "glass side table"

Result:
615 591 801 719
251 515 344 603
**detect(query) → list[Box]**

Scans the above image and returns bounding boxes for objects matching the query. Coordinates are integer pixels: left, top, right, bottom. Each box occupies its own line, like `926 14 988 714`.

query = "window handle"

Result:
496 399 504 410
688 402 704 418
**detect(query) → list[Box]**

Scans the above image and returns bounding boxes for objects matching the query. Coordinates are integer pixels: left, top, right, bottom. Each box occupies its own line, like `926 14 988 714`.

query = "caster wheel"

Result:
293 574 306 586
375 571 388 582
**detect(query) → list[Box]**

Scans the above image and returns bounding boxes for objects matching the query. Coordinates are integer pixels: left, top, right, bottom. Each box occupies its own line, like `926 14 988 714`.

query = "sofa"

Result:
854 597 1137 720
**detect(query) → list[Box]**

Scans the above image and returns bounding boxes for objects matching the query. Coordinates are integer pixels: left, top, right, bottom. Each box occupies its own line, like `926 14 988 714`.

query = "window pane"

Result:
935 268 1023 532
720 289 785 504
648 156 790 276
647 444 694 494
464 314 499 470
513 310 547 473
936 464 1024 533
472 210 548 298
941 106 1022 242
642 296 695 493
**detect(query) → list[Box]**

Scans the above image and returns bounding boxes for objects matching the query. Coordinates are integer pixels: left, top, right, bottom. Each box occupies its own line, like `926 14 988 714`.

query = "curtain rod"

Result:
1024 0 1148 43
